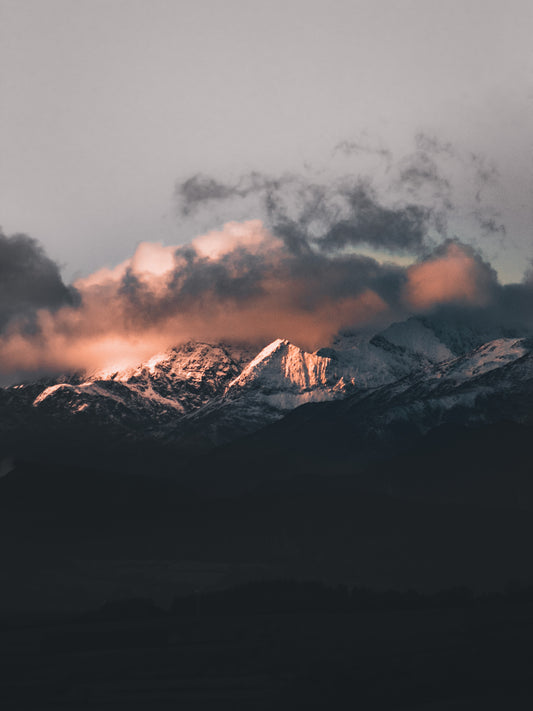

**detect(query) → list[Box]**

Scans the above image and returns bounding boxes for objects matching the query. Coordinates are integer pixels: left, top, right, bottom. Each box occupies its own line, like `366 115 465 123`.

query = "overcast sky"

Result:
1 0 532 283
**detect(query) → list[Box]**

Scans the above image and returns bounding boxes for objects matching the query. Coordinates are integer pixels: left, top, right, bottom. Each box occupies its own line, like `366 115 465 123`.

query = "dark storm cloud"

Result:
177 171 435 256
165 246 268 304
494 279 533 332
314 184 431 253
0 230 78 332
113 237 403 329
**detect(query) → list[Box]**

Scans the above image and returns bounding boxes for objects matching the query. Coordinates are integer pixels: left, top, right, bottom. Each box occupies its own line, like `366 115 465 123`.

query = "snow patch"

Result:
33 384 71 406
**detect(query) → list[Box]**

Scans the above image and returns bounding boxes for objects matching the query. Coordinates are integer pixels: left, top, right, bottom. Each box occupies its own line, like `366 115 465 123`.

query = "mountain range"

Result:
1 315 531 477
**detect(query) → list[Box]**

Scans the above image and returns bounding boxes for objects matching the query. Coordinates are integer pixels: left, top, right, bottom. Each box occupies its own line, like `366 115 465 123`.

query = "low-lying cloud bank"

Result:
0 220 531 382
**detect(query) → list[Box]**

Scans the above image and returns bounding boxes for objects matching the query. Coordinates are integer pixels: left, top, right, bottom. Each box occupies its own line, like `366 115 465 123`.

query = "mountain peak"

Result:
31 340 247 420
86 341 240 383
243 338 291 368
227 338 334 395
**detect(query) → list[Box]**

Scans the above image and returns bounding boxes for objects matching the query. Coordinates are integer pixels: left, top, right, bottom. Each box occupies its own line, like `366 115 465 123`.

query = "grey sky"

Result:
1 0 532 283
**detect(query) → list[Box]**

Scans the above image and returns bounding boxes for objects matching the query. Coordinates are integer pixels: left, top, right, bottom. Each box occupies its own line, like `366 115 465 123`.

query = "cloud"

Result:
192 220 279 259
313 183 431 254
0 230 77 332
404 241 497 311
414 132 454 156
494 273 533 333
0 129 530 381
475 215 507 238
175 135 517 269
178 174 244 216
333 139 393 166
176 172 289 217
177 171 437 256
0 221 400 377
397 152 451 197
0 222 531 382
470 152 500 194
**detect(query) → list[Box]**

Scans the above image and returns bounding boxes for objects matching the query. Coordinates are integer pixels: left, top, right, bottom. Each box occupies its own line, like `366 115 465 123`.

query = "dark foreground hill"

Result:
2 585 533 710
1 419 533 618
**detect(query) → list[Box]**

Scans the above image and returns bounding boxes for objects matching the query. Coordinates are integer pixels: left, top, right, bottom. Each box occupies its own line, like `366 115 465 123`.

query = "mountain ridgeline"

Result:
1 315 532 490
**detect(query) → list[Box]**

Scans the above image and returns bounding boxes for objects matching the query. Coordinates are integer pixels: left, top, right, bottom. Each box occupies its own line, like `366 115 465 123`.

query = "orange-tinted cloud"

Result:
403 242 495 311
0 221 391 378
0 227 509 381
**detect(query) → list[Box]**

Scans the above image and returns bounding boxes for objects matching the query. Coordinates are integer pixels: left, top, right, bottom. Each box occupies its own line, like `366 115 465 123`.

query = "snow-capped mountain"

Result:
376 318 455 362
229 339 336 397
28 342 253 427
283 335 533 457
172 339 350 446
173 328 457 447
0 317 531 464
15 323 445 443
